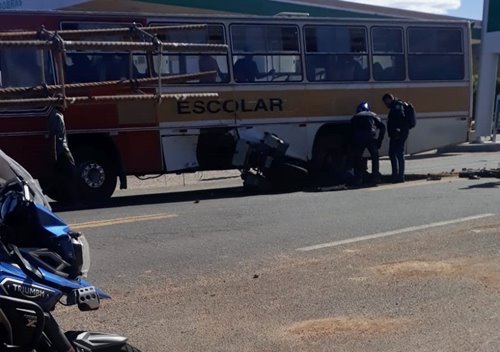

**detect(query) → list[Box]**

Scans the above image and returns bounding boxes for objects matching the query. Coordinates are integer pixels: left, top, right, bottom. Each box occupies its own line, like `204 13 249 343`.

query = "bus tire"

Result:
242 172 272 193
310 132 350 186
265 162 309 191
73 147 117 204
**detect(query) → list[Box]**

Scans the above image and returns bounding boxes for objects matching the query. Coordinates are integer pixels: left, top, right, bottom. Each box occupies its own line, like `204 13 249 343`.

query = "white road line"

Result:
297 213 496 252
368 177 462 191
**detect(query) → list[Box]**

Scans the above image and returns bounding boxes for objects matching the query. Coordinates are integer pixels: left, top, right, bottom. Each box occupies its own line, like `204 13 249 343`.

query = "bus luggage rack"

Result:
0 23 210 40
0 73 218 96
0 39 227 52
0 93 220 107
0 23 227 108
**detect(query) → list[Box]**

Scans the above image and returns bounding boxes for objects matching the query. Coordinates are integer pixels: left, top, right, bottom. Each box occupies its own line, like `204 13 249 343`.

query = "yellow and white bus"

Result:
152 13 472 181
0 11 472 199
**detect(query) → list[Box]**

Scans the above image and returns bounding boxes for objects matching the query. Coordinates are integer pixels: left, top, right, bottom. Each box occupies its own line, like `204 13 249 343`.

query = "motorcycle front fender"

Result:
67 331 128 351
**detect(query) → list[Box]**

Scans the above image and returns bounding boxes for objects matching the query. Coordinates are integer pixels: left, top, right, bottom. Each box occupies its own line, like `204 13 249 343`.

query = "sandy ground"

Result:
55 215 500 352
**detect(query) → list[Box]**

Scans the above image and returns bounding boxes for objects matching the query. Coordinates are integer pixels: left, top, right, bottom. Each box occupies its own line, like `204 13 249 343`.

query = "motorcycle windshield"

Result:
0 149 51 210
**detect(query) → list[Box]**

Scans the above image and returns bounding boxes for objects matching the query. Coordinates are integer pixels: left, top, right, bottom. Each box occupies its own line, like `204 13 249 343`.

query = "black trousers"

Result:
352 139 379 182
54 152 78 201
389 132 408 180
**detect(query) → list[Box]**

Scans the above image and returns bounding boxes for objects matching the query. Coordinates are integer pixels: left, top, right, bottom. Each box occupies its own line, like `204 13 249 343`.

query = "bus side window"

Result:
102 54 144 80
230 24 302 83
408 27 464 81
305 26 369 82
61 22 145 83
153 24 229 84
65 53 98 83
371 27 406 81
153 54 229 82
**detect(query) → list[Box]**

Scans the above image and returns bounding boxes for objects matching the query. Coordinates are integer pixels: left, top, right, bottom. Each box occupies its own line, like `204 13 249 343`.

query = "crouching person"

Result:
350 102 385 186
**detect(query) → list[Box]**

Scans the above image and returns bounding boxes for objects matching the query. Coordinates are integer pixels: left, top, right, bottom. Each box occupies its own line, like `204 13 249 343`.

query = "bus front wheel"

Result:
73 147 117 204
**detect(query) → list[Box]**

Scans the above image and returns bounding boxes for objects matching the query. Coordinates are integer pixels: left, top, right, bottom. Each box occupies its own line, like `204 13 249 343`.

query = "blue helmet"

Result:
356 102 370 113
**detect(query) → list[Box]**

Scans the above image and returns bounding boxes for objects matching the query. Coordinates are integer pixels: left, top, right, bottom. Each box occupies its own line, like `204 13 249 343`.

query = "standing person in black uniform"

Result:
48 104 78 203
382 93 408 183
350 102 385 186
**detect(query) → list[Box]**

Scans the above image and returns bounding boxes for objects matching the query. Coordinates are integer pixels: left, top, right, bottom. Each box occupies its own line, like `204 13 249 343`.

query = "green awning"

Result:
136 0 388 18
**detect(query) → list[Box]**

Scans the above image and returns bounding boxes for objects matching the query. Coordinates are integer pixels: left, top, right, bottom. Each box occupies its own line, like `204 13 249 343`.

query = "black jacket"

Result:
350 111 386 143
387 100 408 138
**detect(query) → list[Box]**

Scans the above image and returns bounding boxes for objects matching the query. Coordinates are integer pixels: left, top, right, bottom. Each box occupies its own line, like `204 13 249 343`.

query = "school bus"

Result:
0 10 473 202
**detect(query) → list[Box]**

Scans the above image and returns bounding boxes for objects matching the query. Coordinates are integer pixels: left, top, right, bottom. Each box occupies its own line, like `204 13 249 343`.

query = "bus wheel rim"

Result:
81 162 106 189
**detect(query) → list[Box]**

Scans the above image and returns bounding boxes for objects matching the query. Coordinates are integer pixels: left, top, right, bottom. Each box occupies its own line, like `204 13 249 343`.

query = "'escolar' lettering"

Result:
177 98 283 115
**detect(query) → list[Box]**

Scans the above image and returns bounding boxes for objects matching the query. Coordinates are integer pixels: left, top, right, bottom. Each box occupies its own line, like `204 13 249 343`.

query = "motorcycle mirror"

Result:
23 183 30 202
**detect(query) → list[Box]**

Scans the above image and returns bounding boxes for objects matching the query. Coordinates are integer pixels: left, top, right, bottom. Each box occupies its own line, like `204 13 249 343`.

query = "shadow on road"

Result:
406 152 460 161
52 174 442 212
51 186 251 212
460 181 500 190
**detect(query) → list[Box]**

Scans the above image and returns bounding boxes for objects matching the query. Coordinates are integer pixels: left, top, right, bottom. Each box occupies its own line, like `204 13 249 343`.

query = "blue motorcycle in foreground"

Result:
0 150 140 351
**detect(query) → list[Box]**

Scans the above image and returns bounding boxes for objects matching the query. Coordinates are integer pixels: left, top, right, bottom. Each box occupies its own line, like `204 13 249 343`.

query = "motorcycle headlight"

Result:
22 232 91 279
71 232 90 278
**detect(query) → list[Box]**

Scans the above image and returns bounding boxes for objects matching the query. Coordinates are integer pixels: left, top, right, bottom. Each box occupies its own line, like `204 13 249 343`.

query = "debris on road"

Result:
459 168 500 179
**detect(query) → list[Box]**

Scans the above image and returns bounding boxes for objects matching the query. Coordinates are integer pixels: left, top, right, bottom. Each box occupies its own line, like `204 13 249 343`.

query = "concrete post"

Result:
473 0 499 142
474 52 498 141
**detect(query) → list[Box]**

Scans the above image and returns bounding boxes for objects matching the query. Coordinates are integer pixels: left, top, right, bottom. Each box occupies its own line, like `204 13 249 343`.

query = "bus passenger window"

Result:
371 27 406 81
66 53 146 83
133 55 148 77
230 24 302 83
153 54 229 83
103 54 145 80
305 26 369 82
199 55 221 83
153 24 229 84
408 27 464 81
65 53 98 83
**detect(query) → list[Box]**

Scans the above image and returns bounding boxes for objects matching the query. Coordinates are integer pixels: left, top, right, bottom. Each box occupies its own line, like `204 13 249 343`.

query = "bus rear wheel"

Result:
265 162 309 191
73 147 117 204
310 132 350 186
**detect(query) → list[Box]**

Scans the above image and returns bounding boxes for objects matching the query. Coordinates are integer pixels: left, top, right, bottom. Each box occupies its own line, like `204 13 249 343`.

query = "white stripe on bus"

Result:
158 112 469 129
149 81 471 93
0 111 469 138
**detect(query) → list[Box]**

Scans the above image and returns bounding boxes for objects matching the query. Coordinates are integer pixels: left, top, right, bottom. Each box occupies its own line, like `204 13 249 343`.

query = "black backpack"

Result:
400 100 417 129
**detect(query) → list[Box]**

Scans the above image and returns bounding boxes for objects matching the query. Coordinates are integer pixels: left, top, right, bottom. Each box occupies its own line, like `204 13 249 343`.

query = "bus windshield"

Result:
0 48 54 87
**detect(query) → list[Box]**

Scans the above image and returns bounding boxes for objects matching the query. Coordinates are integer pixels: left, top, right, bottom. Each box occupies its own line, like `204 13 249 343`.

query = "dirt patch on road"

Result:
370 258 500 292
468 262 500 291
287 317 410 338
371 260 462 277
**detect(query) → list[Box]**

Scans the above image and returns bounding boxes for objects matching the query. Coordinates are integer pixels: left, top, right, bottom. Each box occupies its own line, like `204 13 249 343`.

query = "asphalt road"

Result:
52 151 500 352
